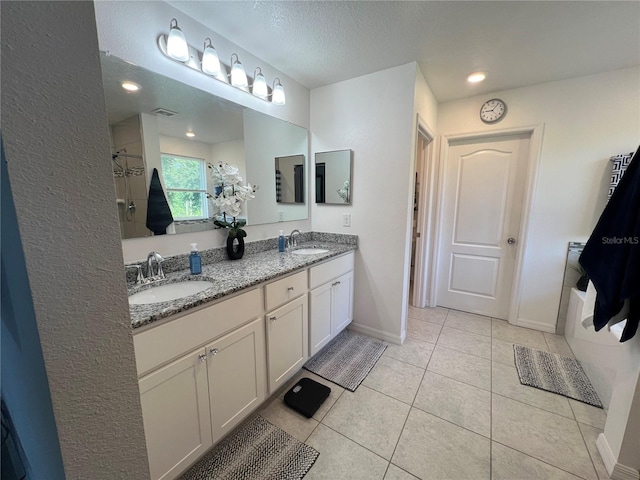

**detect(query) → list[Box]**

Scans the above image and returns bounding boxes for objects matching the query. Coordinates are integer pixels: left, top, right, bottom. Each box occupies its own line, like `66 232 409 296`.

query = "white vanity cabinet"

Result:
265 271 309 393
309 252 355 356
139 347 212 480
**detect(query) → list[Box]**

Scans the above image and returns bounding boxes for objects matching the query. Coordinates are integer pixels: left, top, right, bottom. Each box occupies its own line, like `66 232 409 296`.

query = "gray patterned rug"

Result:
304 330 387 391
514 344 602 408
180 415 319 480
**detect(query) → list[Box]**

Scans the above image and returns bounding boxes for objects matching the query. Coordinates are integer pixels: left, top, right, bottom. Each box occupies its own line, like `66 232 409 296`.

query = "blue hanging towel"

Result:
146 168 174 235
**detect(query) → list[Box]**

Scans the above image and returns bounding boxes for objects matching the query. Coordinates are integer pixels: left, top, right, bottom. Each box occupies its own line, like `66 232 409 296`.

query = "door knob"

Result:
507 237 516 245
199 354 207 362
210 348 219 356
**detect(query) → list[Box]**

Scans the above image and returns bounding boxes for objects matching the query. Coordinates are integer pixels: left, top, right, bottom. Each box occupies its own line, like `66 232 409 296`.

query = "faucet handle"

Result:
132 264 144 284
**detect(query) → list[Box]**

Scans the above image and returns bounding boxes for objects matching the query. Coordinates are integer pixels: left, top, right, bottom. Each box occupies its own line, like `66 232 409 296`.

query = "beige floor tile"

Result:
445 309 492 336
543 332 575 357
384 464 419 480
569 399 607 430
322 385 410 460
277 370 345 422
427 345 491 390
492 361 574 418
258 395 319 442
437 326 492 359
392 408 490 480
492 394 597 480
407 317 442 344
363 355 424 405
408 305 448 325
413 371 491 437
492 442 584 480
578 422 611 480
491 338 518 366
384 337 434 368
305 424 388 480
491 319 548 350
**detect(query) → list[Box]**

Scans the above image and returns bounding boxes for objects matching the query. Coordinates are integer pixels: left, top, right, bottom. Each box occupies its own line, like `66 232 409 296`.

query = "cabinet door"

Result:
207 317 267 443
139 349 212 480
309 282 333 357
332 270 354 334
266 294 308 392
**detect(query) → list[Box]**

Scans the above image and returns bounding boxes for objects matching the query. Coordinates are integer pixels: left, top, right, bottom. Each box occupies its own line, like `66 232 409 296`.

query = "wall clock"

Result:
480 98 507 124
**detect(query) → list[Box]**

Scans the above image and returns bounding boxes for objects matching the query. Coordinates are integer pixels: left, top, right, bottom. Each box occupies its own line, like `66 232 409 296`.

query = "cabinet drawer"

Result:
134 288 263 376
310 252 354 289
265 270 308 311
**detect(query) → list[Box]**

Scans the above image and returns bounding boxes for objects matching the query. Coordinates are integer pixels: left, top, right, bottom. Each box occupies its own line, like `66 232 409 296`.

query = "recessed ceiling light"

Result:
121 81 140 92
467 72 486 83
185 131 195 138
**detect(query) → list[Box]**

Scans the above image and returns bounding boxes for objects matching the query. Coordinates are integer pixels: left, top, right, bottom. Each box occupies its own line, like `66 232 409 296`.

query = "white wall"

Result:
1 2 150 478
95 1 313 263
311 62 437 343
436 67 640 332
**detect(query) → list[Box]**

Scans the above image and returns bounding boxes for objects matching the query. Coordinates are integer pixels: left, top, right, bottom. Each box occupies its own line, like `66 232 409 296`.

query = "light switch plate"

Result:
342 213 351 227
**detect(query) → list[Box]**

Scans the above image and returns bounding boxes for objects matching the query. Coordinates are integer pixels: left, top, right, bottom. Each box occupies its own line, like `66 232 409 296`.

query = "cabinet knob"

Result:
198 354 207 362
332 280 341 287
287 286 294 291
269 316 277 321
210 348 219 356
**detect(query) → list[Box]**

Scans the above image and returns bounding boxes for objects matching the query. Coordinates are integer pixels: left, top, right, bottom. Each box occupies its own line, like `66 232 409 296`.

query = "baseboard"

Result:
515 317 557 333
348 322 402 345
597 433 640 480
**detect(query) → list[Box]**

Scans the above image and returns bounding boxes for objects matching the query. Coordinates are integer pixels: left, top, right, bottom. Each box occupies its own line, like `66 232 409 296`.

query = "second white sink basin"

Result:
292 248 329 255
129 281 214 305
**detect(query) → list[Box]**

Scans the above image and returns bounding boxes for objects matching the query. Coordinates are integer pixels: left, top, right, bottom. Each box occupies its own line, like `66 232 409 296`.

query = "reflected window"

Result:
161 154 208 220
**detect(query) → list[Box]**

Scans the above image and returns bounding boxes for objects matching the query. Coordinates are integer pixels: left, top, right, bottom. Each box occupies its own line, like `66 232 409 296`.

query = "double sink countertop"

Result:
128 241 356 329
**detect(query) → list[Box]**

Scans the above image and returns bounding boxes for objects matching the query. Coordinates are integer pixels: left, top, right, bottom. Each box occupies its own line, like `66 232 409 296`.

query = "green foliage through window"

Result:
161 154 207 219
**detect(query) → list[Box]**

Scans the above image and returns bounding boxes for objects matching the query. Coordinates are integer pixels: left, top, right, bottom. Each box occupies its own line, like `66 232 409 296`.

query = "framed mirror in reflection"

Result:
315 149 352 204
275 155 305 204
100 52 309 240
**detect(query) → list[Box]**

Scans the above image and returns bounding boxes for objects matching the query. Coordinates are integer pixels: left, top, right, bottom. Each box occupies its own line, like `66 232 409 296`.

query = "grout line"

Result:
490 319 494 479
318 422 396 465
493 392 584 422
574 422 602 480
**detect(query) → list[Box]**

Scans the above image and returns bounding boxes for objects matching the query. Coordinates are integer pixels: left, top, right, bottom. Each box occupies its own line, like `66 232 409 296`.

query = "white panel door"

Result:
437 134 530 318
139 348 212 480
331 271 354 334
309 282 333 356
207 317 266 443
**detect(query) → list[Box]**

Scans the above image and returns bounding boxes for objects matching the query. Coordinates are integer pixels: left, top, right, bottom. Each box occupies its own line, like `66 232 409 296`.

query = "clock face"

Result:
480 98 507 123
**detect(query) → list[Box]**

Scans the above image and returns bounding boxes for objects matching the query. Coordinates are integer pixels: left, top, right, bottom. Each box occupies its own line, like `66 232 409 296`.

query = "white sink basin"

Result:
129 281 214 305
292 248 329 255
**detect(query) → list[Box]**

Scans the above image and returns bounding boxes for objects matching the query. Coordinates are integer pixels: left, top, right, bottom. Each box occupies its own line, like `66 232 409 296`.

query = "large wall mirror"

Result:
100 53 309 240
315 149 352 204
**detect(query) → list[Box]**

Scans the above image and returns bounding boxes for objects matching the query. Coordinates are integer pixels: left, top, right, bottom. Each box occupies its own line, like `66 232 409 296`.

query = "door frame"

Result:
411 115 436 308
429 124 544 324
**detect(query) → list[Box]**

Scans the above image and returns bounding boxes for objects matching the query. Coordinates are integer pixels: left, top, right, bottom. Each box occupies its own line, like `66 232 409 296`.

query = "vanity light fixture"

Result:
185 131 195 138
121 81 140 92
467 72 486 83
230 54 249 92
271 78 286 105
252 67 268 100
201 38 221 77
166 18 189 62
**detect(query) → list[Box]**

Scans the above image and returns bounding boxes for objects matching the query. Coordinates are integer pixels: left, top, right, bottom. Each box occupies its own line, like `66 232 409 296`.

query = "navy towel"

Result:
146 168 174 235
580 146 640 342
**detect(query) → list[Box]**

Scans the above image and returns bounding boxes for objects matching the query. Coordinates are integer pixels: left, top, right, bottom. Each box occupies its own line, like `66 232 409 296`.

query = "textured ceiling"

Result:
168 1 640 101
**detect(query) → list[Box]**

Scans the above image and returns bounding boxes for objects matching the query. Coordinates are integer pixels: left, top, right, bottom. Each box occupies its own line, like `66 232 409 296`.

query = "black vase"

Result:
226 236 245 260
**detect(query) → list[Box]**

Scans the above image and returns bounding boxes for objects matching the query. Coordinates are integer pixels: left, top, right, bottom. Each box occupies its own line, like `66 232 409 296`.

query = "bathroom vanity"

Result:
130 244 355 480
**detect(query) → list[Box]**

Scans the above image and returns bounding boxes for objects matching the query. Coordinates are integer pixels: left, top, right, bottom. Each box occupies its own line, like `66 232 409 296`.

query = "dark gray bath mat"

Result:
180 415 318 480
513 344 602 408
304 330 387 391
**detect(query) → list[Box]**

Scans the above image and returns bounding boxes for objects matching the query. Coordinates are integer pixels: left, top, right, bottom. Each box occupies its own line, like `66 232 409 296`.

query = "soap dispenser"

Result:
278 230 286 252
189 243 202 274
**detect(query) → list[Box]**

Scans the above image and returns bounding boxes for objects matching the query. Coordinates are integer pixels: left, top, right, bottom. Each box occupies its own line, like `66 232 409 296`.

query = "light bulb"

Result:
272 78 286 105
230 54 248 91
202 38 221 76
467 72 486 83
121 81 140 92
167 18 189 62
252 68 268 100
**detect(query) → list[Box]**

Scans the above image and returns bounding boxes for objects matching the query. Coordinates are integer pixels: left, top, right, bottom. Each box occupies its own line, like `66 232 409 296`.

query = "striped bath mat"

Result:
514 345 602 408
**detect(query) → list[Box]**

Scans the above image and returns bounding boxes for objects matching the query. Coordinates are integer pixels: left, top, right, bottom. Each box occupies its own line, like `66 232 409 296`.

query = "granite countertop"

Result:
129 241 356 329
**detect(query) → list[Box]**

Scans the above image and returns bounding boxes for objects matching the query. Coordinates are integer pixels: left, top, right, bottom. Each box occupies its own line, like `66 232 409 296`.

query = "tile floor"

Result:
259 306 610 480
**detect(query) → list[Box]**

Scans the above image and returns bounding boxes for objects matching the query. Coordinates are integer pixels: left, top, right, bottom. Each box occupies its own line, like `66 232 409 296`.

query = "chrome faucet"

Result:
146 251 165 280
289 229 301 248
